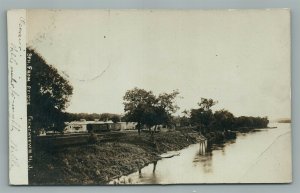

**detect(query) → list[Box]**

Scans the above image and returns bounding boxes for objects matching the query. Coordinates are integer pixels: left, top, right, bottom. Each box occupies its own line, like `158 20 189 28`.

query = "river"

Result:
110 123 292 184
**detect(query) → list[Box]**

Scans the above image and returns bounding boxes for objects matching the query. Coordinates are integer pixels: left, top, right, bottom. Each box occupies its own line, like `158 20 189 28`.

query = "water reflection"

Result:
113 160 160 184
153 160 157 173
148 161 159 184
138 167 142 177
198 140 207 155
193 139 237 174
139 160 158 175
109 124 290 184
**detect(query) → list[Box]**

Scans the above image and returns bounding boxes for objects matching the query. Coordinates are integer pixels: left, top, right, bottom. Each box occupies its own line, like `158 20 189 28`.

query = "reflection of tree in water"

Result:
136 161 159 184
153 160 157 173
199 151 213 173
193 139 237 174
198 140 207 155
193 141 213 173
148 161 159 184
212 143 226 156
138 167 142 178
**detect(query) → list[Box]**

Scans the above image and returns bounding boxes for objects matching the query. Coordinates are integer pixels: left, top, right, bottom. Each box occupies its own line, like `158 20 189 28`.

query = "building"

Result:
111 122 137 131
64 119 114 133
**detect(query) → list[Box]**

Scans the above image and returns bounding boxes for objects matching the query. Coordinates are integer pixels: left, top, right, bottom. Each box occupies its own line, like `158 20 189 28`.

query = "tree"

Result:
197 98 218 110
174 110 191 127
27 48 73 134
99 113 111 121
123 87 179 135
234 116 269 129
213 109 234 131
111 115 121 123
156 90 180 127
190 98 218 130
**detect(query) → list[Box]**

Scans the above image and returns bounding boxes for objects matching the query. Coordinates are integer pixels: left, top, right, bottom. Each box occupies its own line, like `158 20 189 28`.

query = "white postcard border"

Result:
8 9 28 185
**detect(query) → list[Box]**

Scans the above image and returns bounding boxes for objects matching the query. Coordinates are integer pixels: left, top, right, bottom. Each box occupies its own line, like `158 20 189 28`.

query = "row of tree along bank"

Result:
122 88 269 142
177 98 269 133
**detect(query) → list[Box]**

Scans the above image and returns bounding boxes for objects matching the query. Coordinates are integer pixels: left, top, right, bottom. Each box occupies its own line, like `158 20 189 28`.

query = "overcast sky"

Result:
27 9 291 120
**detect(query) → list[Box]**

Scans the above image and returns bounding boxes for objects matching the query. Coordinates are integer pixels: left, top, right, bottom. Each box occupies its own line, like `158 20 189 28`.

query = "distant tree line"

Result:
177 98 269 132
276 118 291 123
64 113 121 123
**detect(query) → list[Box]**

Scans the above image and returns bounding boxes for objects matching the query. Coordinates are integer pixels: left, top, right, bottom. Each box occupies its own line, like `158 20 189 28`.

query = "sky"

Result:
27 9 291 120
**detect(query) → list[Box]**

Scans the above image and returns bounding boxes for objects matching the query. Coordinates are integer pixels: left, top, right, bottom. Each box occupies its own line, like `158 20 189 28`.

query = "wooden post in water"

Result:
153 161 157 173
199 136 207 155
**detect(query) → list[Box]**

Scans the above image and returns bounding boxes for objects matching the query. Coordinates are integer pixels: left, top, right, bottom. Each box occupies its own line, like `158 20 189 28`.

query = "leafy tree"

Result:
65 112 122 122
156 90 180 127
213 109 234 131
111 115 121 123
197 98 218 111
190 98 217 129
99 113 111 121
175 110 191 127
27 48 73 134
123 87 179 135
123 88 156 135
157 91 180 115
234 116 269 129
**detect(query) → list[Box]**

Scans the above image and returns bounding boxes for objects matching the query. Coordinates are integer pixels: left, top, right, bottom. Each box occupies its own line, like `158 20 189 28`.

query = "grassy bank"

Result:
30 130 202 185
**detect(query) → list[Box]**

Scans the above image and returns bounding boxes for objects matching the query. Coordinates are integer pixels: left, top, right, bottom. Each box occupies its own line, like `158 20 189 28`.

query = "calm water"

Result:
110 123 291 184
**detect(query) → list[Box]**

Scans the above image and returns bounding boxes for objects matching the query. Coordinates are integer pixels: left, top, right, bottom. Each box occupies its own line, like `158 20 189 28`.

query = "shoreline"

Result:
30 130 203 185
30 126 267 185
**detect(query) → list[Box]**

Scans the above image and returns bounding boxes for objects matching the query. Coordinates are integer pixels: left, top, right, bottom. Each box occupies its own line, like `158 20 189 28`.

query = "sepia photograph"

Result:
9 9 291 185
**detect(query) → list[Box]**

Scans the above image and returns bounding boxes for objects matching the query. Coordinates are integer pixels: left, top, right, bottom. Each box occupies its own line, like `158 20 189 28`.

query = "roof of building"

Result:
66 120 114 125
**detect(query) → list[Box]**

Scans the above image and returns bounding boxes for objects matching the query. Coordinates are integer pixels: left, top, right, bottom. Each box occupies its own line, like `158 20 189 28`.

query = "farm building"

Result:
64 119 114 133
111 122 138 131
64 120 138 133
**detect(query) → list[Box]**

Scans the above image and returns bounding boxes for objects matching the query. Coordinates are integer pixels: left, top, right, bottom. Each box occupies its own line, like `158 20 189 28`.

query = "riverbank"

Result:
110 123 291 184
30 130 202 185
